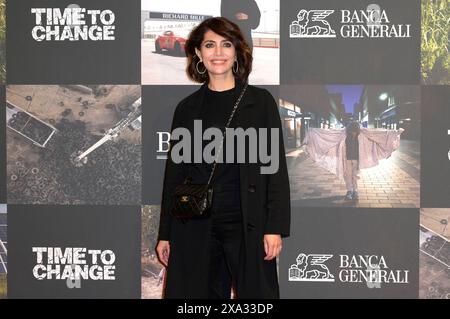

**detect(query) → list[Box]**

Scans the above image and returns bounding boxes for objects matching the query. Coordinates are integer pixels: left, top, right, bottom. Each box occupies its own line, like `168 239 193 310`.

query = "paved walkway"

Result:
287 140 420 208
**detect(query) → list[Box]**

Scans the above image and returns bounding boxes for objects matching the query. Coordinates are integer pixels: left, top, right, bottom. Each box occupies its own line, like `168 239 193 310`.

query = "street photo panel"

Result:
6 0 140 84
281 0 420 84
6 85 141 205
281 85 420 208
142 0 280 85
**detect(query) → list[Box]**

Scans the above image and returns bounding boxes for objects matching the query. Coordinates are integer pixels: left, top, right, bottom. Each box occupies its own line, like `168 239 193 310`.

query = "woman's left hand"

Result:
263 234 282 260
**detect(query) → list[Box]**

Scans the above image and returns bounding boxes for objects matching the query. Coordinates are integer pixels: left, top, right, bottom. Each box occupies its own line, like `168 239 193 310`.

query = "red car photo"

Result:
155 30 187 56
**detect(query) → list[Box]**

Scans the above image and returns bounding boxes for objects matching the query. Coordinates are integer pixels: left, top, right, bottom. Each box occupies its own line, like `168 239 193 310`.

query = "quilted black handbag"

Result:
171 178 214 219
170 83 248 220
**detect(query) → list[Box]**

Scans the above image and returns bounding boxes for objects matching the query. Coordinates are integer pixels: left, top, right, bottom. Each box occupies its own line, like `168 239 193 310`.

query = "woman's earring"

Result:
232 59 239 73
196 60 206 75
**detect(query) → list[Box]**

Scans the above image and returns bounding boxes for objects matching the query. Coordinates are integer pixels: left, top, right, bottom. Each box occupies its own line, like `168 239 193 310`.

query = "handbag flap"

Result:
172 184 210 198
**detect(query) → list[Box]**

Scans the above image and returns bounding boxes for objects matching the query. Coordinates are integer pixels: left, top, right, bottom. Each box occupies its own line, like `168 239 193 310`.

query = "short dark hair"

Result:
185 17 253 83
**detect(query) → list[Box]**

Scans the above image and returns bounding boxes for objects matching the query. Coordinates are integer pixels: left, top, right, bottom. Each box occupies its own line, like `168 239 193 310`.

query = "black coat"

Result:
158 82 291 298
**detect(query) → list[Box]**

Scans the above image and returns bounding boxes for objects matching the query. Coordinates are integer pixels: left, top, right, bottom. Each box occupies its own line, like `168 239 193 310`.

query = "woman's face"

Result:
195 30 236 78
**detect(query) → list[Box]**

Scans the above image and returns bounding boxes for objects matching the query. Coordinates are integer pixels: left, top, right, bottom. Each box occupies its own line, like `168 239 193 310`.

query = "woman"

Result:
344 121 361 200
156 17 290 299
304 122 405 201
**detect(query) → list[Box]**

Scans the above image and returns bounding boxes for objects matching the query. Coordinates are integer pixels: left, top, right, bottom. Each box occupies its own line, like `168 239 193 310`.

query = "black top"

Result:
345 134 359 160
190 84 242 218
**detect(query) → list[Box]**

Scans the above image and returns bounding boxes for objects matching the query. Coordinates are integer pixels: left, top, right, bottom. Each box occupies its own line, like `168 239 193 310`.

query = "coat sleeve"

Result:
157 102 187 241
263 89 291 238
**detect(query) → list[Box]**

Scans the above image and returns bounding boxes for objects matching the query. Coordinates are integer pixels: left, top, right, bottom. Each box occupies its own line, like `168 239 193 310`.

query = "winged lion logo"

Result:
289 253 335 282
290 10 336 38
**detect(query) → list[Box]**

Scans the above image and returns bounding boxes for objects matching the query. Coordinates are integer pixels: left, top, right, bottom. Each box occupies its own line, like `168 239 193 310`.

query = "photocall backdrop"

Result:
0 0 449 299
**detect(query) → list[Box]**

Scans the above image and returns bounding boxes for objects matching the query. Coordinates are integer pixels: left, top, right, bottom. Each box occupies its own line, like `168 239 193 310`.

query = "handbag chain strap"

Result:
205 82 248 186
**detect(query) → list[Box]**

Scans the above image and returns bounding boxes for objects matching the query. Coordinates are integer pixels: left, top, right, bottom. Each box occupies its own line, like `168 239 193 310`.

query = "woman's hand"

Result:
156 240 170 267
235 12 249 20
263 234 282 261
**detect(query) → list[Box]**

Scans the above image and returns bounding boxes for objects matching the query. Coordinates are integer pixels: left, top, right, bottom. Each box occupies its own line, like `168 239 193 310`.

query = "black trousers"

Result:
208 185 243 299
